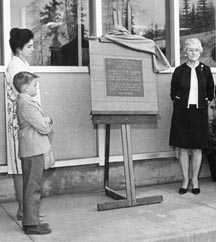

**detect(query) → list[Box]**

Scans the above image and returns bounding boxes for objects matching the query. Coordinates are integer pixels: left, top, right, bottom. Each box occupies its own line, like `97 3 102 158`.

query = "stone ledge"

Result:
0 157 211 202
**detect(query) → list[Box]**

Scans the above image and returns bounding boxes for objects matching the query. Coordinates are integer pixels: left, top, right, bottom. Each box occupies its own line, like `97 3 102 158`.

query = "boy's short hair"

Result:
13 71 39 93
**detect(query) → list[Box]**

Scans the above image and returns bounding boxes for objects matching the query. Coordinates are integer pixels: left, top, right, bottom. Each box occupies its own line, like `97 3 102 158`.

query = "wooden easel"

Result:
89 16 165 210
93 115 163 211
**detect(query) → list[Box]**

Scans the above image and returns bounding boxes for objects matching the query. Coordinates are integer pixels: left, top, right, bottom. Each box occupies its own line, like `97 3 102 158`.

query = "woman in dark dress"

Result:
169 38 214 195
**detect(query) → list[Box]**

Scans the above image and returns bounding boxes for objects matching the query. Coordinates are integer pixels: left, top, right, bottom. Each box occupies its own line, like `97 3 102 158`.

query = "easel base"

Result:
97 195 163 211
98 186 163 211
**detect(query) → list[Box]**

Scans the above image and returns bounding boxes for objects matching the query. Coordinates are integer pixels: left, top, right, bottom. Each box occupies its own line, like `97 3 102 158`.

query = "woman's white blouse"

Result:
6 56 41 103
6 56 32 80
187 63 199 108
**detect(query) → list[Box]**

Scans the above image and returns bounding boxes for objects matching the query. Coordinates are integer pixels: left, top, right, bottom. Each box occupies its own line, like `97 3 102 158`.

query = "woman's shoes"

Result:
16 213 23 221
178 180 201 195
16 208 23 221
178 181 189 195
178 187 188 194
191 180 200 195
192 187 200 195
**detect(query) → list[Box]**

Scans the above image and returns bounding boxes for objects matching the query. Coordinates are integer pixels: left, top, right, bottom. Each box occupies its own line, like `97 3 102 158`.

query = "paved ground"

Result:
1 178 216 242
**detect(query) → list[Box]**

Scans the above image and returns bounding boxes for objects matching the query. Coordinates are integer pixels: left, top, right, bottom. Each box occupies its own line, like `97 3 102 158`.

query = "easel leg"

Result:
121 124 136 205
125 124 136 205
104 124 110 187
97 123 163 211
121 124 132 203
103 124 127 201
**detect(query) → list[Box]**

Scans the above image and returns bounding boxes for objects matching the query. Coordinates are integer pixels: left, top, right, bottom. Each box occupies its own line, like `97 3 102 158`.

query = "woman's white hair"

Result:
183 38 203 53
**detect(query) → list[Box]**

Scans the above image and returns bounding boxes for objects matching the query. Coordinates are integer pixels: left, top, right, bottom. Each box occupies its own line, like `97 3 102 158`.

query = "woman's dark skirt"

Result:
169 105 208 149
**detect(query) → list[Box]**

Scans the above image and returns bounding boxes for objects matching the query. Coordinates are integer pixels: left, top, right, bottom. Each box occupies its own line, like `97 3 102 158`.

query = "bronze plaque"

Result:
105 58 144 97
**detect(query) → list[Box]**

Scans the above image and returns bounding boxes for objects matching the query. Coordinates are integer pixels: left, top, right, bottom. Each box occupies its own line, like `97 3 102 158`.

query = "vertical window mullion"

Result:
165 0 172 65
89 0 102 37
3 0 11 66
95 0 102 37
173 0 180 67
165 0 180 67
0 0 3 65
89 0 96 37
77 0 82 66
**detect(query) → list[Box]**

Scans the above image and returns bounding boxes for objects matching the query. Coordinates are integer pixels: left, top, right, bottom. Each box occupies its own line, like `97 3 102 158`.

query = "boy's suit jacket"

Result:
16 94 51 158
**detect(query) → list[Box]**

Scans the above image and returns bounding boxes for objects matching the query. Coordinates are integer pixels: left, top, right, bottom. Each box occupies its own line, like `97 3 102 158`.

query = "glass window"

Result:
102 0 172 64
10 0 89 66
179 0 216 67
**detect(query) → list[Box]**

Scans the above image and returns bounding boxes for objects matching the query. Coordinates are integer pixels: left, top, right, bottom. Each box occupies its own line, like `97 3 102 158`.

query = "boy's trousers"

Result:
21 154 44 226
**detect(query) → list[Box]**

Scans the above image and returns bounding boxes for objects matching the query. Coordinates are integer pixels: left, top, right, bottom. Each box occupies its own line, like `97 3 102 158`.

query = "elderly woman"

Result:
169 38 214 195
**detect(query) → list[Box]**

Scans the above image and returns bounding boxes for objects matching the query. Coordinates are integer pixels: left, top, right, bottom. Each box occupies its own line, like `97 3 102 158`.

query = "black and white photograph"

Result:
0 0 216 241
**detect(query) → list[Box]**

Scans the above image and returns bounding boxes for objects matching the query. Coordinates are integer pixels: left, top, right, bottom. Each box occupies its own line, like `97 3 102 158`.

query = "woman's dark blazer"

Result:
170 62 214 109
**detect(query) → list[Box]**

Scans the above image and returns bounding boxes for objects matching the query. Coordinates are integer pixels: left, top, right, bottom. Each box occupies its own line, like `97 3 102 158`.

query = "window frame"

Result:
2 0 216 72
2 0 11 69
1 0 103 72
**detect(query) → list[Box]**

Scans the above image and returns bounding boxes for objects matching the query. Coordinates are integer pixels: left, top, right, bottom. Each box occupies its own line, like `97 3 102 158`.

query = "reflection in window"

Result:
102 0 168 61
179 0 216 67
10 0 89 66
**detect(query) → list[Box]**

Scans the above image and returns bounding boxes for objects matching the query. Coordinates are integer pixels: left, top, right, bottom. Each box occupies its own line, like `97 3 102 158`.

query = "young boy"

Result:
13 71 53 235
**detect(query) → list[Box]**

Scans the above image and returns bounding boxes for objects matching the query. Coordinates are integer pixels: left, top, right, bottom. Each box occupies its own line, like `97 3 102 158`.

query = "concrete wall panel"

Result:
37 72 97 160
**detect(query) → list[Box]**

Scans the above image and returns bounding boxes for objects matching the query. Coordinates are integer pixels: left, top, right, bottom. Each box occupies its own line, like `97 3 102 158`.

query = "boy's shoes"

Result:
23 223 49 230
23 224 51 235
39 223 49 229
